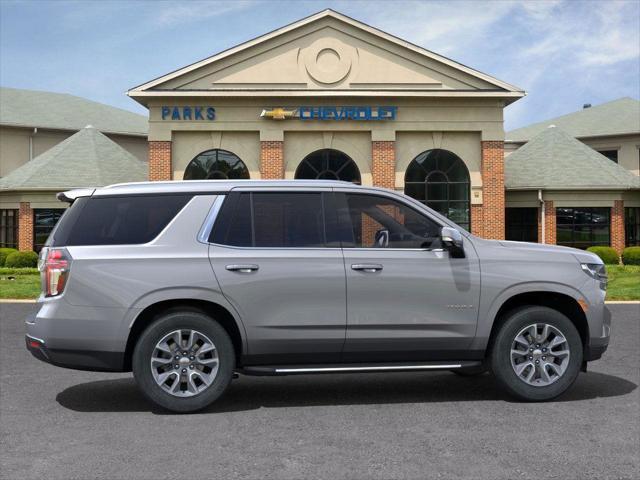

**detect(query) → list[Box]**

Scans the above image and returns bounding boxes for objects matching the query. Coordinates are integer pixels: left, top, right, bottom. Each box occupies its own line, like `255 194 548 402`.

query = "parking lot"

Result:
1 303 638 480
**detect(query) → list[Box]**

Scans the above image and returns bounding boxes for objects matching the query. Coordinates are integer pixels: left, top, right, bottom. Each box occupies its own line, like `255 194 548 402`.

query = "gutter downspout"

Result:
29 127 38 160
538 189 545 244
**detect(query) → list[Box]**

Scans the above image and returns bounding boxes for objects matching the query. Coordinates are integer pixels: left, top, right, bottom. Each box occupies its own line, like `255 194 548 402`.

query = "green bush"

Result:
586 246 619 265
4 250 39 268
0 247 18 266
622 246 640 265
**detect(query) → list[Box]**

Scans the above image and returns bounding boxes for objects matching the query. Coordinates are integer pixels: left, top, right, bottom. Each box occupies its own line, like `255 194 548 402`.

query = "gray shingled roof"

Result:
505 126 640 190
0 126 147 190
0 87 147 136
507 97 640 142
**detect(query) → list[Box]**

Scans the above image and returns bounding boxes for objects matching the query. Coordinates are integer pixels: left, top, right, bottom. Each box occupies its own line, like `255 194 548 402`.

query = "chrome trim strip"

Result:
197 195 225 244
274 364 462 373
26 334 45 345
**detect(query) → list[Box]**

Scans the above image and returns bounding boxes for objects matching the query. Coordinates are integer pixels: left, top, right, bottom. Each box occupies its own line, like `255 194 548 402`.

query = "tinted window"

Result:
505 208 538 242
211 192 327 248
51 195 192 246
338 193 441 249
556 207 610 249
34 209 65 252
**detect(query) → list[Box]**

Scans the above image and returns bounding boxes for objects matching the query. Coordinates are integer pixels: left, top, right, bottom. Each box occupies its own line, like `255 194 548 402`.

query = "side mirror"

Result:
374 229 390 248
441 226 465 258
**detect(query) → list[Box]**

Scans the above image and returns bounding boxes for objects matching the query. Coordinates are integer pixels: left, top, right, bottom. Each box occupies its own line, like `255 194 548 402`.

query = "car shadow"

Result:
56 370 637 415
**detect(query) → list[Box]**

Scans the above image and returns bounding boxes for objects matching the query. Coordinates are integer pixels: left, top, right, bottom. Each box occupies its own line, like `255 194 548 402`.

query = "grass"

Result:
1 266 639 301
605 265 640 301
0 268 40 299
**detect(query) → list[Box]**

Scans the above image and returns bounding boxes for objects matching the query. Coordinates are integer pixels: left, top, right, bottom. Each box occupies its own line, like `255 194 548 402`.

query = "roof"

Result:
0 87 148 136
128 9 524 101
505 126 640 190
507 97 640 142
0 126 148 191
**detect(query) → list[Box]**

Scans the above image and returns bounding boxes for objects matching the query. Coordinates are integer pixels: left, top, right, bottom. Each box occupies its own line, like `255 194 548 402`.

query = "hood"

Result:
473 237 603 265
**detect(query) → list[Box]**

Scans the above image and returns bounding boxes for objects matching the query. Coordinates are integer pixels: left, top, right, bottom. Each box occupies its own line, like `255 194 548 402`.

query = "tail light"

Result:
39 247 72 297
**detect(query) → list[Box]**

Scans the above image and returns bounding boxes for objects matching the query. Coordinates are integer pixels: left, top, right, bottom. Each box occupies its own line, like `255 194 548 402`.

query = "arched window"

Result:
404 149 470 231
295 149 361 184
183 149 249 180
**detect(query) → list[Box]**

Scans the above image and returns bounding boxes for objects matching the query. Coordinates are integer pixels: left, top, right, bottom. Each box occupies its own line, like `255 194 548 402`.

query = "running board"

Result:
239 360 482 376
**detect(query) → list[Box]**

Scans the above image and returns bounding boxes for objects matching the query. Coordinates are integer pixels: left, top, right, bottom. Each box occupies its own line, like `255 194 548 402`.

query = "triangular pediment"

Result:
129 10 523 99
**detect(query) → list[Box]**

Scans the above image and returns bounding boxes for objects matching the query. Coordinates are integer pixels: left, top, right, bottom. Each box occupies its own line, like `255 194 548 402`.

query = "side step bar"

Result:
239 360 483 376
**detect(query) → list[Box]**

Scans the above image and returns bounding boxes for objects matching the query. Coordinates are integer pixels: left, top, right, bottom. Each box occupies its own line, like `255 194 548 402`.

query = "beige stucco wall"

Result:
0 125 148 179
171 131 260 180
0 191 65 209
581 134 640 176
506 189 640 208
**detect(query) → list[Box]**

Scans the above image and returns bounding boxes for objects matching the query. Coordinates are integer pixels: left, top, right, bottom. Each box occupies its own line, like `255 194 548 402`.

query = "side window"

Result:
211 192 329 248
338 193 441 249
52 195 192 246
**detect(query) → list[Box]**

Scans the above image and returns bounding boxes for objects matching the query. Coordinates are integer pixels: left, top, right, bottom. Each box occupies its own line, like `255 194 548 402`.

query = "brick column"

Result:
543 200 556 244
260 141 284 179
148 141 172 181
18 202 33 251
480 141 505 239
611 200 625 255
471 205 484 237
372 141 395 189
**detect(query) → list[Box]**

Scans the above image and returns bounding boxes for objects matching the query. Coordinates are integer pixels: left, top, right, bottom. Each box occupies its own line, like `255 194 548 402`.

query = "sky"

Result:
1 0 639 131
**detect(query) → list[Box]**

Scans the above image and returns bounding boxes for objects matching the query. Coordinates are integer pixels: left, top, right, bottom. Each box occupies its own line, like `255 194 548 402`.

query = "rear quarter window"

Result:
51 194 192 246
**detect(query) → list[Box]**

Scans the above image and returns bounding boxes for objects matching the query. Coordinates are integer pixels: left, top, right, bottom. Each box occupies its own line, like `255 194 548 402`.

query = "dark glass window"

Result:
50 195 192 247
183 149 249 180
404 149 470 231
0 209 18 248
505 208 539 242
556 207 610 249
597 150 618 163
295 149 361 184
212 193 327 248
34 209 65 252
626 207 640 246
337 193 441 249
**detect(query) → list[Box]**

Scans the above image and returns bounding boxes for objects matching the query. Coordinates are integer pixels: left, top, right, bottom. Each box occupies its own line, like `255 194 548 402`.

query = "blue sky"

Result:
1 0 638 130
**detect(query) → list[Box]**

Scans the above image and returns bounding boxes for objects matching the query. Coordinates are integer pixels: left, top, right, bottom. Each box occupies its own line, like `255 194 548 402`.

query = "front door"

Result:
209 190 346 365
335 191 481 362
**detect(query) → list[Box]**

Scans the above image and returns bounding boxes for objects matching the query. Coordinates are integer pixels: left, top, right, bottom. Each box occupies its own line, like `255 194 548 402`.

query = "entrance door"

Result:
335 191 481 362
209 190 347 365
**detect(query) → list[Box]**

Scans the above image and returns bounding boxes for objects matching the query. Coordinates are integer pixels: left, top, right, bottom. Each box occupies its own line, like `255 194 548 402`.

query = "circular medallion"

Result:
303 38 355 85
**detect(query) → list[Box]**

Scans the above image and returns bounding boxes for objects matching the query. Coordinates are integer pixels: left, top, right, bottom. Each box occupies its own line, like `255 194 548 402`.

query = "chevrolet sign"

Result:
261 106 397 121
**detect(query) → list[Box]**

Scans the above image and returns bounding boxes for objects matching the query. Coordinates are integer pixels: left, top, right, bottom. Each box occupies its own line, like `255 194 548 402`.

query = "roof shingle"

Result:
0 126 148 190
505 126 640 190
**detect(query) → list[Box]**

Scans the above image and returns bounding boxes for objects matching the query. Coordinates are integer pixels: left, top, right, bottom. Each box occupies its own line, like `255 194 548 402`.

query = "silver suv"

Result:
26 180 610 412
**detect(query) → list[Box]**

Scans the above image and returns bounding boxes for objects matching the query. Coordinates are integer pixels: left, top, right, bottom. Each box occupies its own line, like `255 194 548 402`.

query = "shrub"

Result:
586 246 619 265
0 247 18 266
4 250 39 268
622 246 640 265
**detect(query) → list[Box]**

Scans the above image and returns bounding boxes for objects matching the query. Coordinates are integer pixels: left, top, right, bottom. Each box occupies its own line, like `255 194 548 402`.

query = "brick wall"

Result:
260 141 284 179
543 200 556 244
372 141 395 189
18 202 33 251
148 141 172 181
480 141 505 239
611 200 625 255
471 205 484 237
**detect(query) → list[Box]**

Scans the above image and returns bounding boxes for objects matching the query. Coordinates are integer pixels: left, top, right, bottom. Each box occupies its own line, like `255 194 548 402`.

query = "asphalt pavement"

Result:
1 303 638 480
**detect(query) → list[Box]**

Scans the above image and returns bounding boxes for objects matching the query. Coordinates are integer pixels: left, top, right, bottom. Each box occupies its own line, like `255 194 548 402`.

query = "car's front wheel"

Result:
490 306 583 401
132 309 235 413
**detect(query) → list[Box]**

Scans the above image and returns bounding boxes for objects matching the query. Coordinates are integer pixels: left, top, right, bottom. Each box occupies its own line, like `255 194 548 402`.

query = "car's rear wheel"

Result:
133 309 235 413
490 306 583 401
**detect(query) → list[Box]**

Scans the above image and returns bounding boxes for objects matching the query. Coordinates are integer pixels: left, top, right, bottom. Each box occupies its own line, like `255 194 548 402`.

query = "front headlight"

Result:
581 263 607 291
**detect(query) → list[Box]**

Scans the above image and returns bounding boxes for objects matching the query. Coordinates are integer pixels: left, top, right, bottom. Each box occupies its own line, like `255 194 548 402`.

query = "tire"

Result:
451 365 487 376
490 306 583 402
133 308 235 413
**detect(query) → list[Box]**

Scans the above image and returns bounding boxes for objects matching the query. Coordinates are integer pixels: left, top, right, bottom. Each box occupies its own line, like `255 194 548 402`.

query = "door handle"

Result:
351 264 383 273
225 264 259 273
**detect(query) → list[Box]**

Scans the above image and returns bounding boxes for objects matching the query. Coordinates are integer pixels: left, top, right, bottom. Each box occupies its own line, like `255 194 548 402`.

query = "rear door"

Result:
336 190 481 362
208 189 347 365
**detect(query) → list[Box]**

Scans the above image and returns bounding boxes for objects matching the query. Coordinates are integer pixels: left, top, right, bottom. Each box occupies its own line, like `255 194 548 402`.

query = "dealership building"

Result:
1 9 639 252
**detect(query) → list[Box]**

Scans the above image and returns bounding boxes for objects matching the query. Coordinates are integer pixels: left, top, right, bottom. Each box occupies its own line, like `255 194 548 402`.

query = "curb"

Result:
0 299 37 303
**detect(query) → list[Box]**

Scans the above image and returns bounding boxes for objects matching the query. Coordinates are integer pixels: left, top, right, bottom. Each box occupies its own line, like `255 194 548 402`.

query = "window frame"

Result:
183 148 250 181
33 208 66 252
0 209 19 249
294 149 361 184
555 206 611 249
208 190 338 250
625 207 640 247
505 207 539 243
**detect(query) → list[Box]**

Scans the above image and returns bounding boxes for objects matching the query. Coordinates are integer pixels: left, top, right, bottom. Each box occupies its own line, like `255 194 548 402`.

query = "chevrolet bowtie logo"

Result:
260 107 298 120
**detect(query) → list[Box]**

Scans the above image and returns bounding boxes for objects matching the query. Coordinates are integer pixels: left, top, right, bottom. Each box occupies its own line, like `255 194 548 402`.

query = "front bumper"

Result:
584 304 611 361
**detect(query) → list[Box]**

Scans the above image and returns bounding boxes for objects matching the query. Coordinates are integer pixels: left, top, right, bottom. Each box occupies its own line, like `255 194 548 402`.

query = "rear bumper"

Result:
25 334 126 372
